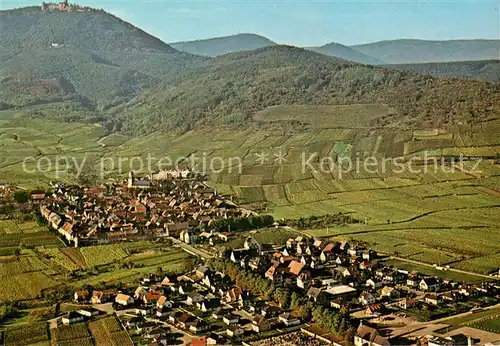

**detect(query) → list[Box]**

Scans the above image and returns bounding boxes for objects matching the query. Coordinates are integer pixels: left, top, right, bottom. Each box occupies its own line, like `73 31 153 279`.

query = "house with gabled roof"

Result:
359 292 376 306
252 315 272 333
354 324 390 346
198 298 220 312
178 313 196 329
307 287 327 304
226 325 244 338
143 291 162 305
365 304 386 317
74 289 89 302
225 286 243 303
380 286 400 299
115 293 134 306
189 320 210 333
222 313 240 325
279 312 301 326
288 260 307 277
420 277 441 291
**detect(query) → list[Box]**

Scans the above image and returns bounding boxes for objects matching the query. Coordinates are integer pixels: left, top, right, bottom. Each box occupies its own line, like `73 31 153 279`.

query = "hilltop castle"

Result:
41 0 91 12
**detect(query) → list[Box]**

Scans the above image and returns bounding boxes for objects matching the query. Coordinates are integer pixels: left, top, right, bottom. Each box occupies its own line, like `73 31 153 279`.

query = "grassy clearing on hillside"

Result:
254 104 393 128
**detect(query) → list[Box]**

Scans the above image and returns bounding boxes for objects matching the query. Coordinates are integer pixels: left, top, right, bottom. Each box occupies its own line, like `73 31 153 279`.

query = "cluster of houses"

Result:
71 264 307 345
36 170 251 247
229 236 499 315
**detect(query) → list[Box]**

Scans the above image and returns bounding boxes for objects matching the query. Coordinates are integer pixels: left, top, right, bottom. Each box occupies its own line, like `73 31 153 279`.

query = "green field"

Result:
469 316 500 334
440 307 500 330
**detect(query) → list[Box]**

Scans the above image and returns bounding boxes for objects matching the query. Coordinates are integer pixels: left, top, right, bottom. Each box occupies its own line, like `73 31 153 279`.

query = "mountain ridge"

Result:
307 42 385 65
350 38 500 64
1 6 499 137
0 5 205 109
170 33 277 57
117 44 500 134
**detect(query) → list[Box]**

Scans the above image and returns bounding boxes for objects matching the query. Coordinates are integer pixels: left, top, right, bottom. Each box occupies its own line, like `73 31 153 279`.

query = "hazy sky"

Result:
1 0 499 46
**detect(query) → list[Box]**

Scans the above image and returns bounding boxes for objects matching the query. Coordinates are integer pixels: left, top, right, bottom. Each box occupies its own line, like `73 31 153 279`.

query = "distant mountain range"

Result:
307 42 386 65
170 34 277 57
386 60 500 84
351 39 500 64
171 35 499 65
168 35 499 82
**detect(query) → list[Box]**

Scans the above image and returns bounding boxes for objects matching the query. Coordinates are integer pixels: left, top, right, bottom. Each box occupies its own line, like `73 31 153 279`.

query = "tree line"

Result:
209 214 274 232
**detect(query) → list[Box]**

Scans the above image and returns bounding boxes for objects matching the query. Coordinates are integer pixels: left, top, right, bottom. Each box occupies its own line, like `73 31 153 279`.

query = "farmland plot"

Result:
53 323 91 344
4 322 49 346
0 272 57 300
452 253 500 274
60 248 87 268
88 316 133 346
38 247 80 271
80 245 127 267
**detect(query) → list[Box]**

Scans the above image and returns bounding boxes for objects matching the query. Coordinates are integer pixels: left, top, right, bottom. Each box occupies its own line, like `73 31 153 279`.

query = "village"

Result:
0 170 499 346
56 234 499 346
30 169 259 249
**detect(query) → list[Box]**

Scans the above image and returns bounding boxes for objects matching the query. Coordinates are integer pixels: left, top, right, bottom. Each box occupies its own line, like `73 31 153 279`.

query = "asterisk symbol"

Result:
274 148 287 165
254 151 269 165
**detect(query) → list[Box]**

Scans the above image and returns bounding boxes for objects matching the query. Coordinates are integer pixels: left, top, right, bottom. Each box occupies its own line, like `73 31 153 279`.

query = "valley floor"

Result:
1 107 499 277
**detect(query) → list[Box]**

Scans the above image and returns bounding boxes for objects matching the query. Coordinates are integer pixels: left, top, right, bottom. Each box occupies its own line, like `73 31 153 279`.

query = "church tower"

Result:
127 171 134 188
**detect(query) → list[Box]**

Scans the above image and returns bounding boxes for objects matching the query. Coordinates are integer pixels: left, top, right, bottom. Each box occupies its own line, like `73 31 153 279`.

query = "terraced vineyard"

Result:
88 316 133 346
80 245 128 267
52 323 93 346
0 218 192 300
102 108 500 275
3 322 49 346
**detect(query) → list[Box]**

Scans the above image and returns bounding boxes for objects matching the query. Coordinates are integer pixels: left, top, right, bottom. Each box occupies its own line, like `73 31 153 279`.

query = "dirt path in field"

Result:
60 248 87 268
478 186 500 197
